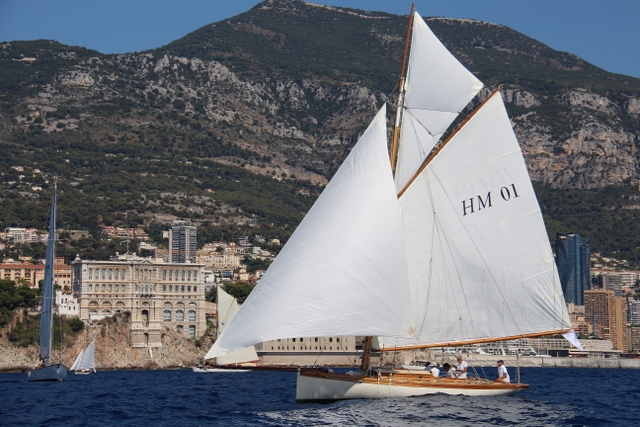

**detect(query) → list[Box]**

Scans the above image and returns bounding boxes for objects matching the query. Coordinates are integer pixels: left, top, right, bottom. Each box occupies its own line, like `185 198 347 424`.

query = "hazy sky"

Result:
0 0 638 78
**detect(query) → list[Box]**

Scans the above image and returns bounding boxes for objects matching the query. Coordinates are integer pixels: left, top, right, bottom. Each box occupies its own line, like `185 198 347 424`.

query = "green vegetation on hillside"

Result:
0 280 39 327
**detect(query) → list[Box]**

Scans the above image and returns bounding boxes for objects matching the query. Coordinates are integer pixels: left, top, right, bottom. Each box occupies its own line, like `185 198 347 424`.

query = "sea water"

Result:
1 367 639 426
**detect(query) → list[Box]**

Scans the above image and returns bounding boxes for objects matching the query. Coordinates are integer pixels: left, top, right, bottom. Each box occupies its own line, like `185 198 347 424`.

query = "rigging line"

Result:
428 167 524 336
397 86 502 199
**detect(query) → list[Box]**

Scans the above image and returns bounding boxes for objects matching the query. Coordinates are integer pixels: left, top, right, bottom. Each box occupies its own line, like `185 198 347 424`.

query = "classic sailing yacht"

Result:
207 9 574 400
28 182 68 382
196 287 259 372
70 340 96 375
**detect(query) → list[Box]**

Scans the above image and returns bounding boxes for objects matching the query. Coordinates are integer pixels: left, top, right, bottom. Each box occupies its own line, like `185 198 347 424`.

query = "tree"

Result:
223 282 255 304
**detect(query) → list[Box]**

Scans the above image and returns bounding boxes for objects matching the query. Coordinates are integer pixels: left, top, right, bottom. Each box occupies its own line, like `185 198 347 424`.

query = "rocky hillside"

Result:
1 0 640 261
0 310 210 372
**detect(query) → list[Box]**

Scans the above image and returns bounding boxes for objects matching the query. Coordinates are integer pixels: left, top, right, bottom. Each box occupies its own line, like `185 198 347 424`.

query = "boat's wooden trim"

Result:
299 368 528 391
377 328 574 352
397 87 502 198
389 4 415 171
360 336 373 372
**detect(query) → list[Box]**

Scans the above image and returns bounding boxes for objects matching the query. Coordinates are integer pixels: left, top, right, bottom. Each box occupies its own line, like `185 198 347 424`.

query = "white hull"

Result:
295 370 526 401
27 364 68 382
73 369 95 375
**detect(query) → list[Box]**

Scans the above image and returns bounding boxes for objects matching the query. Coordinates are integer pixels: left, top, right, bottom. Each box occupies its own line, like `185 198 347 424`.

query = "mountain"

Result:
1 0 640 264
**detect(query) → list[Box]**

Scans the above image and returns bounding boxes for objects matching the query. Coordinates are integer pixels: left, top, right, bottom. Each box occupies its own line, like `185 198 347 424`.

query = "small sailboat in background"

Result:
28 182 68 382
195 286 258 372
70 340 96 375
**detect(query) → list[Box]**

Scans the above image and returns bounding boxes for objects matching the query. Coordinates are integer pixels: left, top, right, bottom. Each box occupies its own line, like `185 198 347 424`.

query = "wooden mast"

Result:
360 5 415 374
389 3 415 172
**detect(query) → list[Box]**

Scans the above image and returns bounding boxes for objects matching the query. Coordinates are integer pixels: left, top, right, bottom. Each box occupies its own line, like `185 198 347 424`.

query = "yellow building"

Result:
584 289 628 352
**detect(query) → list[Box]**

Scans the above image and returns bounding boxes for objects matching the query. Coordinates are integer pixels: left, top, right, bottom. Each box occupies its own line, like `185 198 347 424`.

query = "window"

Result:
194 271 197 280
176 310 184 321
188 271 191 281
108 269 112 279
88 284 92 291
292 338 296 342
188 310 196 321
169 270 173 281
182 286 185 292
101 284 105 291
187 286 191 292
177 325 183 334
163 310 171 321
314 338 318 342
108 285 112 291
88 268 93 279
163 285 167 291
188 325 196 338
163 270 167 280
115 269 119 280
102 269 106 279
169 285 173 291
121 269 126 279
329 338 333 342
181 270 185 281
193 286 197 292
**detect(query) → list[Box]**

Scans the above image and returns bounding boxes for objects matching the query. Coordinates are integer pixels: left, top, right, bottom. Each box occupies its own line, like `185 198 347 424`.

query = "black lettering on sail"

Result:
462 192 492 216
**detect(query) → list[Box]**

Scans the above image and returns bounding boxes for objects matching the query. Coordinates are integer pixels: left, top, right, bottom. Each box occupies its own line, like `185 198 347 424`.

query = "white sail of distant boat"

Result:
28 182 68 382
72 340 96 374
206 8 574 401
196 287 258 372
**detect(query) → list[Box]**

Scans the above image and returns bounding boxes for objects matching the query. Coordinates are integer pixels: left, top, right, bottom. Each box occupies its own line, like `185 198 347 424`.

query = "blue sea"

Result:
1 367 639 426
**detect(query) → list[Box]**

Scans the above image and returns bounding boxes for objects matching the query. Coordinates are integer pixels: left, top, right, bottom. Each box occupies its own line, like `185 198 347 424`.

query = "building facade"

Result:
169 220 197 263
555 233 590 305
1 258 71 289
584 289 628 352
72 256 207 348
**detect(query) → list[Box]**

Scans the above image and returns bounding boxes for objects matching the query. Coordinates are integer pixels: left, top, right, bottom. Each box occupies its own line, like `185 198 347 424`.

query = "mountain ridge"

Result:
1 0 640 264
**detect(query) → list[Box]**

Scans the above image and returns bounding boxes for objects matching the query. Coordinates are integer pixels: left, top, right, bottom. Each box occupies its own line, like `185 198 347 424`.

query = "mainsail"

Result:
379 91 572 350
207 105 413 358
81 340 96 371
39 182 57 363
393 11 483 192
70 349 84 371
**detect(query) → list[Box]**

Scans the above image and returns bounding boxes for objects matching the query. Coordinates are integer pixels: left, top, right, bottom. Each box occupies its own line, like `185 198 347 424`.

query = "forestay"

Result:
394 11 483 193
208 106 414 358
380 92 571 350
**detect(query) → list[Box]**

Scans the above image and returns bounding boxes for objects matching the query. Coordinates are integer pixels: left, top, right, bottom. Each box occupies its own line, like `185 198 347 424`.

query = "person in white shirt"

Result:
455 355 468 379
424 362 440 377
494 360 511 383
443 363 457 378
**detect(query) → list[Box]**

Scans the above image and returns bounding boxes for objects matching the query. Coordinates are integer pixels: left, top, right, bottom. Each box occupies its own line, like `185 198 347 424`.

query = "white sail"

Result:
70 349 84 371
379 92 571 350
212 287 259 365
81 340 96 370
216 286 236 338
394 11 484 192
207 105 413 358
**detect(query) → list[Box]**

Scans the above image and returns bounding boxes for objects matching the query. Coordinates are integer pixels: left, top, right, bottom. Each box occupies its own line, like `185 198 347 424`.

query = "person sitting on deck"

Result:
424 362 440 377
443 363 457 378
494 360 511 383
455 355 468 379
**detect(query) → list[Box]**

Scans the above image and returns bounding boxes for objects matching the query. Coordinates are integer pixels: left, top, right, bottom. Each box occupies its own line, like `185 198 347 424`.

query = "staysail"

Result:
70 349 84 371
393 11 484 193
207 105 413 358
379 92 571 350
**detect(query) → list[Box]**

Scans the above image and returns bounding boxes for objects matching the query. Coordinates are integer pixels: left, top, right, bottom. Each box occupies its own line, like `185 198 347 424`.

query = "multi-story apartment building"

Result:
555 232 591 305
169 220 197 263
3 227 42 243
1 258 71 288
584 288 628 352
71 255 206 348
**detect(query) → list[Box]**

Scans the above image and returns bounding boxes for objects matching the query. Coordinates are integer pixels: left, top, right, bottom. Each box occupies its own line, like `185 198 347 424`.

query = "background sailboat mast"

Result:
389 3 414 171
39 181 57 364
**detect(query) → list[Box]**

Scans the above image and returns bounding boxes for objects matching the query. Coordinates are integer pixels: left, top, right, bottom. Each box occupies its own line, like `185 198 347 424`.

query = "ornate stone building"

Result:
71 255 207 348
